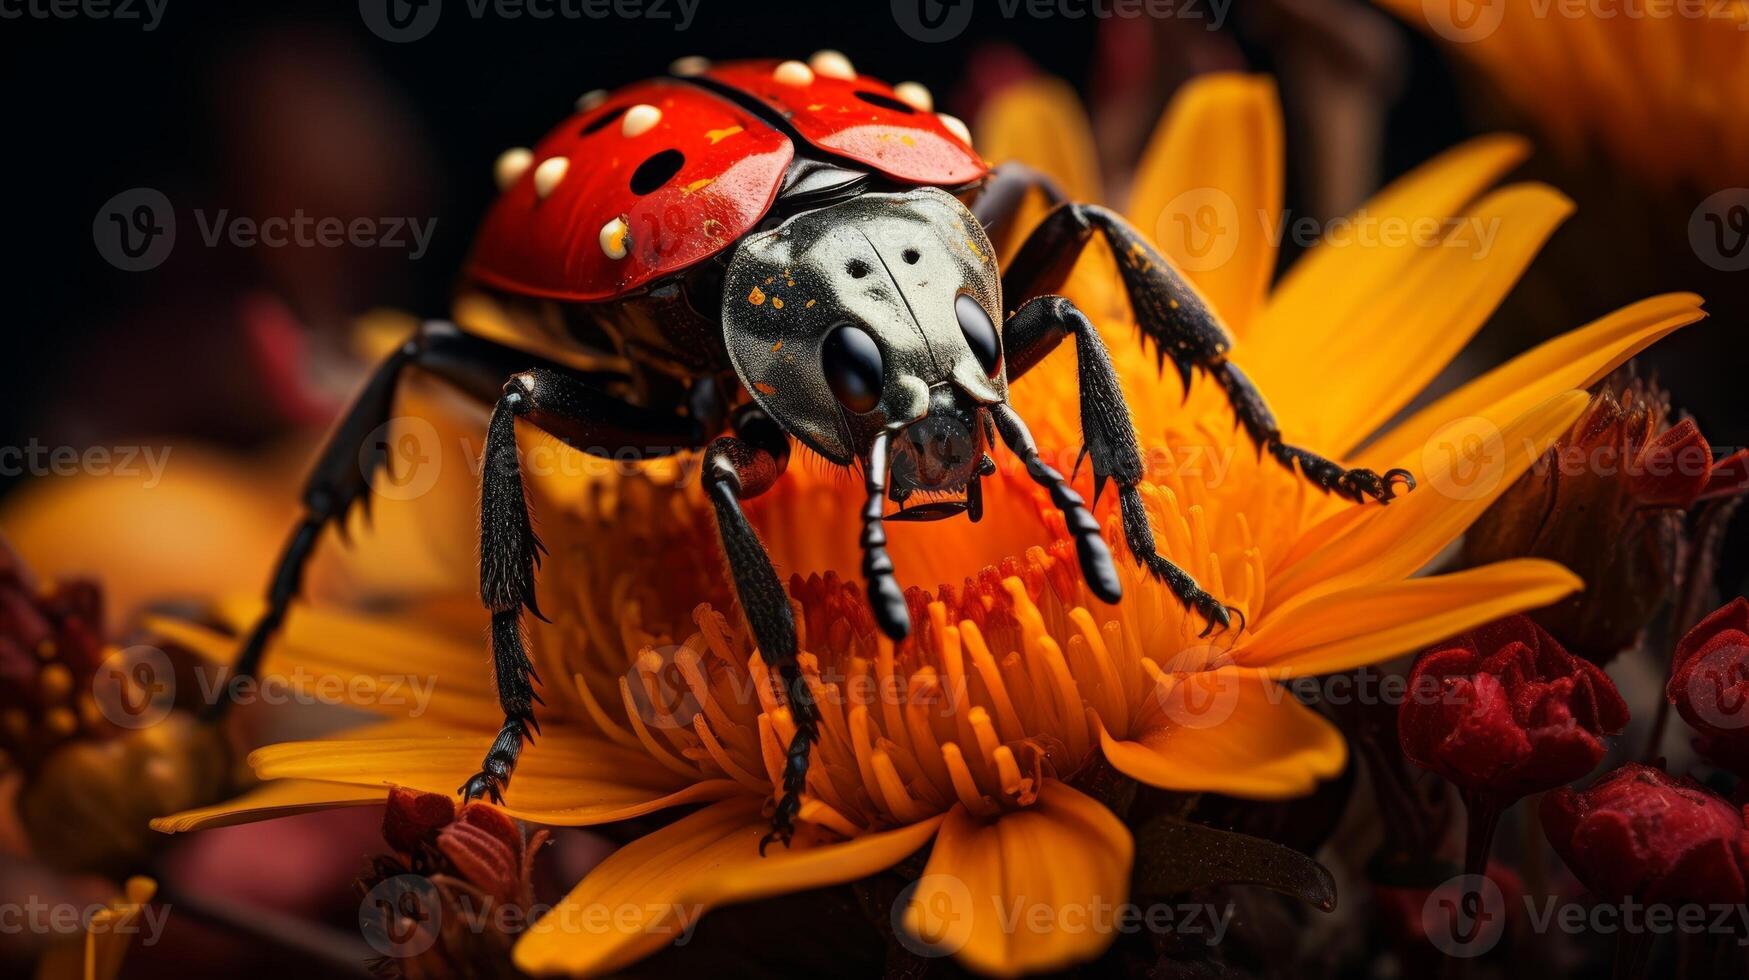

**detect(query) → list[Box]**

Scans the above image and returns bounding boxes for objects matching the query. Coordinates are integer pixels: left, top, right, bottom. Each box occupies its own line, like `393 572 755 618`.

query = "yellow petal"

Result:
146 597 499 724
1127 73 1282 337
902 780 1132 977
514 795 942 977
1250 183 1574 451
1250 134 1530 357
1 447 295 629
1100 672 1346 799
975 76 1101 203
151 779 387 833
1267 390 1588 609
1238 558 1583 676
1358 292 1707 469
248 729 739 825
34 877 157 980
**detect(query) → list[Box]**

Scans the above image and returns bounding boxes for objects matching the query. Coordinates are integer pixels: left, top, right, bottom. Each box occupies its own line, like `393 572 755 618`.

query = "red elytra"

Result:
467 62 988 303
699 60 984 186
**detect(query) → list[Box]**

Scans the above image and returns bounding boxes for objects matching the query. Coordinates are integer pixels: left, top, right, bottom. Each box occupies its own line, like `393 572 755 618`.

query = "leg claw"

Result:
1339 467 1417 504
458 772 503 805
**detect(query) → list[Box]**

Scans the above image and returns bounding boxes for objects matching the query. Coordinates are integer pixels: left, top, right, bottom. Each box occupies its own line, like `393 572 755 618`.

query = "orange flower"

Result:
1376 0 1749 189
150 74 1705 977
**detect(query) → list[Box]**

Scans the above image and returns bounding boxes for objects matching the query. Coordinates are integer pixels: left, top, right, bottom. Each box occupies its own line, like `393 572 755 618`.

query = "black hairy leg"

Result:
1000 200 1415 506
1004 295 1238 636
220 321 630 720
462 366 713 804
698 408 812 853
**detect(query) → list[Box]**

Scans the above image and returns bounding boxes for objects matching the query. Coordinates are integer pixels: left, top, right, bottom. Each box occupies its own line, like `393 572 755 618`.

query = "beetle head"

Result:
722 187 1006 513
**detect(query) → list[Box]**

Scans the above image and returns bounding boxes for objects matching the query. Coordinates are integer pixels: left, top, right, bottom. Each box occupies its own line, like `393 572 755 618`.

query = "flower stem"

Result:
1462 793 1503 880
1612 927 1654 980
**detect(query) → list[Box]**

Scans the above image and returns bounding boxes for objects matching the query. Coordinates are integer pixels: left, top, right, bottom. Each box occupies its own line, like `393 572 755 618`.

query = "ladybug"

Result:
229 53 1413 851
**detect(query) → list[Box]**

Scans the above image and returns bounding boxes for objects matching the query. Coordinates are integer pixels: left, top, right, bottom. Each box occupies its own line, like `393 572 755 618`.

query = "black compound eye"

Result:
821 324 884 414
955 294 1001 375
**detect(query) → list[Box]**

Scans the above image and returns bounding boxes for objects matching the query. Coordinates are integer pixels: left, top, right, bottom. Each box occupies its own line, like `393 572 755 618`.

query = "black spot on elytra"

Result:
629 149 685 195
582 106 628 135
855 91 915 114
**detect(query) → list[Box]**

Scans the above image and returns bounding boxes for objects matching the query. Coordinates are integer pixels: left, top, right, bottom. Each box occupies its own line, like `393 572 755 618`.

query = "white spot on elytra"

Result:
493 147 532 190
809 50 854 80
532 157 569 199
894 81 933 112
670 55 709 76
937 113 971 145
622 104 662 138
576 89 607 112
773 60 814 87
599 217 629 260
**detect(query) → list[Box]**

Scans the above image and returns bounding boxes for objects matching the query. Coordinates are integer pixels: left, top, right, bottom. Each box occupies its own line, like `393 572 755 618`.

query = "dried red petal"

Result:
437 818 521 905
1540 762 1749 906
1400 616 1629 801
1629 417 1713 507
382 787 456 855
1699 449 1749 502
1666 599 1749 758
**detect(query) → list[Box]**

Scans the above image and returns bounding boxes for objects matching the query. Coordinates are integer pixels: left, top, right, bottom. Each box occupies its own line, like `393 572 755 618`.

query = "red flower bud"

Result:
1540 763 1749 906
1665 598 1749 769
1400 617 1629 802
1462 377 1749 662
